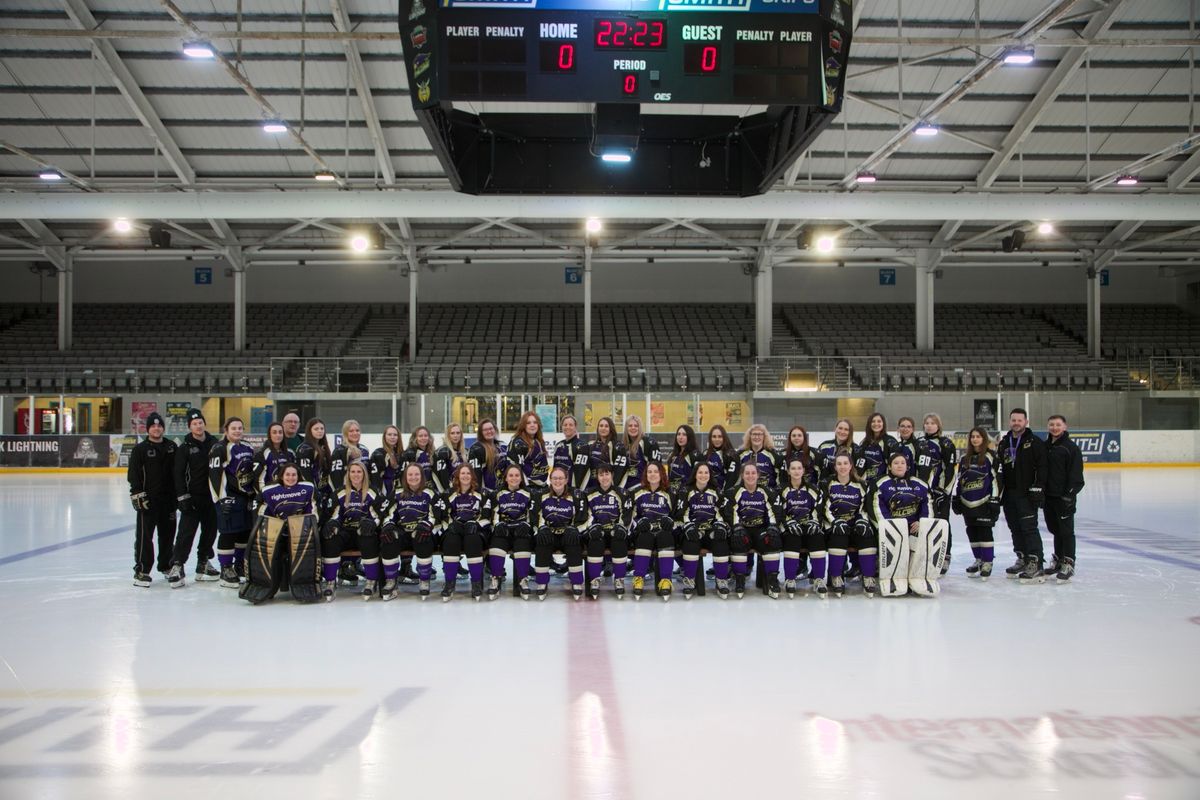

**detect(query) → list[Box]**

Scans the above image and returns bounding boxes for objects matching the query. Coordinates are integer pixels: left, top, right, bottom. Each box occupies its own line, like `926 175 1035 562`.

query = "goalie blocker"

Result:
877 518 948 597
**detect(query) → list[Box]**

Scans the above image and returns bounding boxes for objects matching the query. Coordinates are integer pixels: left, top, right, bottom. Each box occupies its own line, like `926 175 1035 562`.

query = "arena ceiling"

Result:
0 0 1198 274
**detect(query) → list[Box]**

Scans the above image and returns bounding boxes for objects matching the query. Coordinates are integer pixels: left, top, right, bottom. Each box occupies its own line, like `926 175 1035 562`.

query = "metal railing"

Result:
0 364 271 395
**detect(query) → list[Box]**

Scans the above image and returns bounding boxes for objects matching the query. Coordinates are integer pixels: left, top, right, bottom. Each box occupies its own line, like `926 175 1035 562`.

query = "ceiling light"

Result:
314 169 337 182
1037 222 1054 235
38 170 62 181
585 217 602 234
815 234 836 254
855 171 877 184
113 218 133 234
262 120 288 134
1115 174 1139 186
600 150 633 164
1003 47 1035 65
913 122 940 137
349 233 371 253
182 41 215 59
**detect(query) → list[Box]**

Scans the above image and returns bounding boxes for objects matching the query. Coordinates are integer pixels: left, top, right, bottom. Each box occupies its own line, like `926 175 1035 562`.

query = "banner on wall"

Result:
165 403 192 434
129 402 158 434
535 404 558 434
1057 430 1121 463
0 436 111 468
973 399 998 433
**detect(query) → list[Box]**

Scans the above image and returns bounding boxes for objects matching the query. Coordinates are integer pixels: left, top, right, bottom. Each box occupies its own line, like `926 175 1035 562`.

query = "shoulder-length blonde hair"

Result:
443 422 468 463
341 419 365 459
742 423 774 452
343 460 370 495
623 415 644 455
380 424 402 468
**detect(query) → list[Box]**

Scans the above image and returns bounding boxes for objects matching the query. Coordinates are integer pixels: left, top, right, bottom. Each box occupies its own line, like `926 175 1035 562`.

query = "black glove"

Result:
951 496 964 516
730 526 751 550
177 494 194 515
682 524 702 543
561 527 581 548
413 523 434 543
1028 487 1045 509
130 492 149 512
1062 494 1077 513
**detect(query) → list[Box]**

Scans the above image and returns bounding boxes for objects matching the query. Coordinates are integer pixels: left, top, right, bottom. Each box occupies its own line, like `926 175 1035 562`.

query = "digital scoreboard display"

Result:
401 0 851 108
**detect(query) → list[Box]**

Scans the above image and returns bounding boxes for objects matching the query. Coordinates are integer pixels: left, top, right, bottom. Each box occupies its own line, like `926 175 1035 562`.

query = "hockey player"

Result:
434 423 469 495
665 425 702 493
918 412 958 574
468 418 508 493
724 462 783 599
296 418 330 488
581 462 630 599
437 463 493 602
127 412 177 587
208 416 255 588
368 425 403 497
817 419 856 481
819 453 871 598
251 421 295 495
241 463 320 604
951 427 1002 580
777 459 823 598
1043 414 1084 582
626 461 675 600
490 464 535 599
894 417 919 476
674 462 728 599
378 464 439 600
871 452 935 597
509 411 550 492
703 424 739 493
997 408 1048 583
332 420 370 489
735 423 784 490
783 425 821 485
619 415 659 493
531 466 585 600
321 461 380 602
399 425 435 487
169 408 219 587
553 414 591 491
587 416 623 491
855 413 899 486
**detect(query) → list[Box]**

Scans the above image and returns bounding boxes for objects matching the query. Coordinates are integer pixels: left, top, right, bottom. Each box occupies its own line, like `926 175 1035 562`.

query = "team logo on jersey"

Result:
416 80 431 102
413 52 431 78
410 25 427 48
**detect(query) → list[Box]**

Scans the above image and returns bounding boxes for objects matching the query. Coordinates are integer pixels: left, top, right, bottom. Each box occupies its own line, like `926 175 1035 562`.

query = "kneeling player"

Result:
674 463 728 599
532 467 585 600
820 453 872 598
952 427 1002 580
321 461 380 601
581 463 629 599
437 463 493 602
778 459 823 598
241 464 320 604
724 462 782 599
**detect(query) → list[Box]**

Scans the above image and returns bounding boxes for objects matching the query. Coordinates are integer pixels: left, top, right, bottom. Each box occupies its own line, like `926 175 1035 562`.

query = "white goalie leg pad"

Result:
877 519 909 597
909 518 949 597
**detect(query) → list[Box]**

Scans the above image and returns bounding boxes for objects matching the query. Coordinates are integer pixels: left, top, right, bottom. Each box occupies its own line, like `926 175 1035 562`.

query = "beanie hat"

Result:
186 408 205 425
145 412 165 429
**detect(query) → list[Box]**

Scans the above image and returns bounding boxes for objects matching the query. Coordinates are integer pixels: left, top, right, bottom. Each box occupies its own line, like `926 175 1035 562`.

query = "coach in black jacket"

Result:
1043 415 1085 582
170 408 219 586
127 412 177 586
997 408 1048 582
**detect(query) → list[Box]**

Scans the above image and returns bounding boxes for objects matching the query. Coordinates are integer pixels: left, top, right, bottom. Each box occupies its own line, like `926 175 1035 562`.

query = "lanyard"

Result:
1008 432 1022 462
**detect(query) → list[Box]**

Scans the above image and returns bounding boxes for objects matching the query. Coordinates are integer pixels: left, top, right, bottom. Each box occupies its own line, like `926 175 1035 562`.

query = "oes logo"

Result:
653 92 672 101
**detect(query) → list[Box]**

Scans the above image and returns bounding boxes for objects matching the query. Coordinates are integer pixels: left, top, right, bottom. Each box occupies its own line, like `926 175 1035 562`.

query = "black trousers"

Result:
172 499 217 567
1002 494 1042 560
134 502 176 574
1043 496 1076 561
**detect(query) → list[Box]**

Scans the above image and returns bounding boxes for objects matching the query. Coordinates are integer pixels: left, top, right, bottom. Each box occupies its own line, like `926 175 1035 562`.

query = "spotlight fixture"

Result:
314 169 337 182
854 171 877 184
600 151 633 164
815 234 836 254
913 122 940 137
1003 47 1035 65
1115 174 1139 186
1037 222 1054 235
349 233 371 253
262 120 288 134
112 218 133 234
182 41 215 59
1001 229 1026 253
38 170 63 181
585 217 602 234
148 223 171 249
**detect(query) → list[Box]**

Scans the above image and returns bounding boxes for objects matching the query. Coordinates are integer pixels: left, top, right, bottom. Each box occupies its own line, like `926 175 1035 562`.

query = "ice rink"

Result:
1 467 1198 800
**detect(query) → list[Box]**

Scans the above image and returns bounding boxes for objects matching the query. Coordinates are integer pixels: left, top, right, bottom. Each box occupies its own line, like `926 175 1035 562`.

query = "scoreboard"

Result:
401 0 851 109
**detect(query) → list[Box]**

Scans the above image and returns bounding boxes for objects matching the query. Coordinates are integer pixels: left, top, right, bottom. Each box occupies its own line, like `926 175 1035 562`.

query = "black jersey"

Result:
175 432 218 500
127 436 177 501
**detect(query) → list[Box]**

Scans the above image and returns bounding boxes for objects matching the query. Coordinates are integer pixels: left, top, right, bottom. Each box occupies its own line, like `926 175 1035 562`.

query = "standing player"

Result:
952 427 1002 580
332 419 370 490
581 463 630 599
871 452 935 597
665 425 702 493
894 417 919 476
252 421 295 495
368 424 404 497
438 463 493 601
777 459 823 598
724 462 783 599
127 412 177 587
626 461 675 600
817 419 856 482
208 416 255 588
703 424 739 493
855 412 899 486
553 414 591 491
468 418 508 493
434 423 469 495
169 408 219 587
509 411 550 492
917 413 957 573
587 417 623 491
531 466 585 600
675 462 729 598
490 464 535 599
820 453 872 598
997 408 1048 583
619 415 659 493
783 425 821 485
1043 414 1084 582
736 423 784 490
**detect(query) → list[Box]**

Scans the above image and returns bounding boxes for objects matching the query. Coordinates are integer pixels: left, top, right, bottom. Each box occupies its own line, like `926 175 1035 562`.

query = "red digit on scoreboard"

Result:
649 21 664 47
558 44 574 70
623 74 637 95
702 45 718 72
633 21 647 47
597 20 611 46
613 20 627 47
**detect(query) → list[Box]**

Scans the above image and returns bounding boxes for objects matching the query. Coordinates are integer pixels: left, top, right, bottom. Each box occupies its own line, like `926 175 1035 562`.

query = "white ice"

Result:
1 468 1198 800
